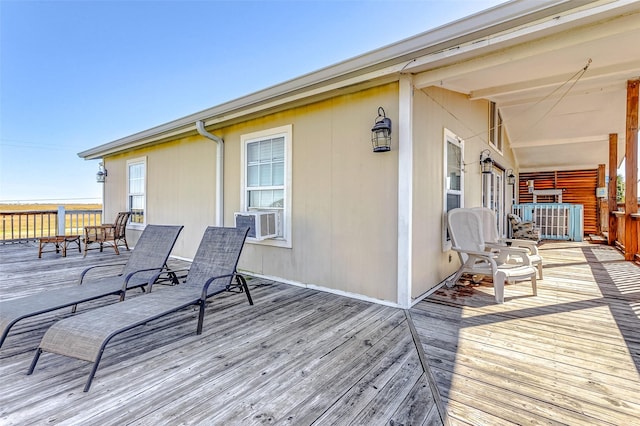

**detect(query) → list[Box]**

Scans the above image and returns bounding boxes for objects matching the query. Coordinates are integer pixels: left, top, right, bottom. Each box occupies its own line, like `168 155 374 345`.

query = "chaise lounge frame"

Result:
28 226 251 392
0 225 183 349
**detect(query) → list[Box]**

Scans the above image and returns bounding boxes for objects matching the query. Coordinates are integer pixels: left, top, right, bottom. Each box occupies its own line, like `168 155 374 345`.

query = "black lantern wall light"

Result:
506 168 516 204
371 107 392 152
96 162 107 183
479 149 494 174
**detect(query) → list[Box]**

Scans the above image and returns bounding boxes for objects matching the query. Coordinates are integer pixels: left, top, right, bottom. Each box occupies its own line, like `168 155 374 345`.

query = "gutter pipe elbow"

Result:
196 120 224 227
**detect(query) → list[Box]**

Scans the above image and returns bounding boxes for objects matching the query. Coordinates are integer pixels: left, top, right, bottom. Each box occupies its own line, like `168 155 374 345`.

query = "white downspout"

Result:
196 120 224 227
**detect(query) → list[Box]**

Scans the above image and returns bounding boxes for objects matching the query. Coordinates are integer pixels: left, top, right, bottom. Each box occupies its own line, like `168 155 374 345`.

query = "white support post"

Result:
57 206 66 236
397 75 414 308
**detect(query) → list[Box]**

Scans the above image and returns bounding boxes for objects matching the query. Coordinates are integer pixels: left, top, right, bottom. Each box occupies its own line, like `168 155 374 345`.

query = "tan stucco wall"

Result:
227 86 400 302
103 136 218 257
103 84 400 303
102 82 519 305
410 86 516 299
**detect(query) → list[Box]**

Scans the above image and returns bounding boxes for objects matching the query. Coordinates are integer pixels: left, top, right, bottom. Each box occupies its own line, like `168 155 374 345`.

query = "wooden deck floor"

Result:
411 241 640 425
2 240 639 425
0 242 443 425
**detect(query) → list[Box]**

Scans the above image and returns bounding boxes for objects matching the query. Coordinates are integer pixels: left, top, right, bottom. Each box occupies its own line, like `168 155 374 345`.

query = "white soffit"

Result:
410 1 640 171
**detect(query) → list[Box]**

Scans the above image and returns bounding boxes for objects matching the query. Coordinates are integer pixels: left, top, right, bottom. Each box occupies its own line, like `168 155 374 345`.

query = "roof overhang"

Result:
409 0 640 172
79 0 606 160
80 0 640 174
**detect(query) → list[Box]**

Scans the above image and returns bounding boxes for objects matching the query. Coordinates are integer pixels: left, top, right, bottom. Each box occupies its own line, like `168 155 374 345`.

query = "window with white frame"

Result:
489 101 503 152
127 157 146 227
240 125 292 247
443 128 464 251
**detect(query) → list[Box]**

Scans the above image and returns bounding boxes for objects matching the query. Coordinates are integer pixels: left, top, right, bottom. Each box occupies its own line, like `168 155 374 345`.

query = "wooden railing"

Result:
0 207 102 244
634 214 640 264
612 210 640 263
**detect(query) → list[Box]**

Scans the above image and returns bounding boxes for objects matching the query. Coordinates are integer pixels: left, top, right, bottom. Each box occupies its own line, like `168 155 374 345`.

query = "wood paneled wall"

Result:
518 170 598 235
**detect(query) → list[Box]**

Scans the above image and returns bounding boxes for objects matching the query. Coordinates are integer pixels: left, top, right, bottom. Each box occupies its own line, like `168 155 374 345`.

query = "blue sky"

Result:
0 0 506 203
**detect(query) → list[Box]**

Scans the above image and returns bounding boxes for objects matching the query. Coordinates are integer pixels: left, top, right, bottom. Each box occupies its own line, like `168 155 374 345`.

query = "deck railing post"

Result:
624 79 638 260
608 134 618 245
57 206 66 236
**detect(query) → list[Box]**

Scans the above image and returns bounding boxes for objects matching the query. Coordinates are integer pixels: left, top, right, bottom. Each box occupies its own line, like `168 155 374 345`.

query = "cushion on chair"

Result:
508 213 540 241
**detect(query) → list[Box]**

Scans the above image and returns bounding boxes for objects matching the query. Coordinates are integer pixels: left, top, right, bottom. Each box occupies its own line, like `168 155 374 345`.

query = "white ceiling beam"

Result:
496 81 624 107
510 134 610 148
469 59 640 100
412 8 640 90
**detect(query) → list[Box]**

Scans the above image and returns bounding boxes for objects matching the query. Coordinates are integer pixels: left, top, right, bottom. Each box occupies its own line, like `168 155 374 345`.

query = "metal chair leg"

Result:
196 302 205 335
84 357 103 392
236 274 253 305
27 348 43 375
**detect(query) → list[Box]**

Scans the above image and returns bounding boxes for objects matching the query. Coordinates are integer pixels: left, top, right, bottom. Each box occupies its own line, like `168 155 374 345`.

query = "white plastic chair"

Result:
472 207 544 279
447 208 537 303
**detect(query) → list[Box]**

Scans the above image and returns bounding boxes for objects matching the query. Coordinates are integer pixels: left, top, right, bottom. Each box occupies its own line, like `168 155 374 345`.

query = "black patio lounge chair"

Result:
28 226 252 392
0 225 184 349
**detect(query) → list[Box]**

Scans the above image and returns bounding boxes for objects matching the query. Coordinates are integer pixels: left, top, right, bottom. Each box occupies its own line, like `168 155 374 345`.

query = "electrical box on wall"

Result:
527 180 535 194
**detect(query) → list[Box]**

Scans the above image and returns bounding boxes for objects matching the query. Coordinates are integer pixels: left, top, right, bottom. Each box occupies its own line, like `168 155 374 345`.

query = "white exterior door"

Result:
482 168 506 236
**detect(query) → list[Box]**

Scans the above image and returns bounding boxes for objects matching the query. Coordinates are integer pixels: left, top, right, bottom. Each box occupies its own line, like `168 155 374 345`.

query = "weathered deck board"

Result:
0 242 444 425
389 373 441 425
412 241 640 425
4 240 639 425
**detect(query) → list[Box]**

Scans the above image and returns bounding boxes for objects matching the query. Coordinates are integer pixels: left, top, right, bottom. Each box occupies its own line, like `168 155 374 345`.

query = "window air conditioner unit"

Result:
234 211 279 241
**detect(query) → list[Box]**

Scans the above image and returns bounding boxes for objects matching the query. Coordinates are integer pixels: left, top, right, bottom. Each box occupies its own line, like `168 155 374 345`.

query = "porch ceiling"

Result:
413 4 640 173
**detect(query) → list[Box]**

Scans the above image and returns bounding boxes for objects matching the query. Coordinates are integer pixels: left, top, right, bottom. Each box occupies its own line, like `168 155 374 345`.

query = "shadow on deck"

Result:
411 241 640 425
4 240 637 425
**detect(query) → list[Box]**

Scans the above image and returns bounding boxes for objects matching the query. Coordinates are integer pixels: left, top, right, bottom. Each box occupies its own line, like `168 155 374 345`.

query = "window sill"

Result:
246 237 291 249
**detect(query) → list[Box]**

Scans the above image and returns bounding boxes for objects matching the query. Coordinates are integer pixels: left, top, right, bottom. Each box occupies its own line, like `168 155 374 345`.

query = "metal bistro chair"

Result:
83 211 131 256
